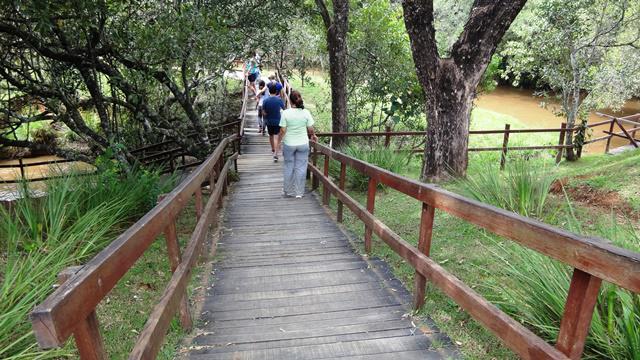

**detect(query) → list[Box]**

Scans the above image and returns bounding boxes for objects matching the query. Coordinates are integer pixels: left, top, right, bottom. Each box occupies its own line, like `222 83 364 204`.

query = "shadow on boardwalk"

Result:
181 103 458 360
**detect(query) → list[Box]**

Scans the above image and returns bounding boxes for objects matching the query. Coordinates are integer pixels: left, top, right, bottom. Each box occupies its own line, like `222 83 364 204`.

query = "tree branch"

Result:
315 0 332 29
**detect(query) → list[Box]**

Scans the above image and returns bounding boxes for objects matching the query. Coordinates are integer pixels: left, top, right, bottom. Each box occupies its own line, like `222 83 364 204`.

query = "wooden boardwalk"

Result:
184 105 455 359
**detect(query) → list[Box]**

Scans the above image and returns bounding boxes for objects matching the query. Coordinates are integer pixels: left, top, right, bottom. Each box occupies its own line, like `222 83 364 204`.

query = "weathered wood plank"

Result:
186 128 450 360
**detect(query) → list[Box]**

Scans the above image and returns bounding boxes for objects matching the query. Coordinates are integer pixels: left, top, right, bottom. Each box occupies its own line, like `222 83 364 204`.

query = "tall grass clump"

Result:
457 157 556 218
330 144 408 191
486 213 640 359
0 168 175 359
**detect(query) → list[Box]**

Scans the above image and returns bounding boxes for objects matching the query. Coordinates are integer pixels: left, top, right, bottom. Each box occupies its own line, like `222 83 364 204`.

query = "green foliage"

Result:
331 144 408 191
486 214 640 359
501 0 640 137
0 169 175 359
479 55 502 93
456 157 556 218
30 126 58 147
346 0 424 132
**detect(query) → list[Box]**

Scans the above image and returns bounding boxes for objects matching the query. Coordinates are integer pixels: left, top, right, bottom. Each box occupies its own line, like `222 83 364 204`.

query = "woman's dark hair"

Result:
258 80 265 88
290 90 304 109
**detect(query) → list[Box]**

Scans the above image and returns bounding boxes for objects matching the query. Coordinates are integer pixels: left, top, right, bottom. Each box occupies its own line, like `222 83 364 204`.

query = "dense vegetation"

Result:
1 0 639 359
0 168 176 358
297 73 640 359
0 0 296 165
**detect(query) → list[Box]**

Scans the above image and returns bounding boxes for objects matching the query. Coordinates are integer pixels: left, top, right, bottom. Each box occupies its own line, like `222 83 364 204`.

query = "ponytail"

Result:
290 90 305 109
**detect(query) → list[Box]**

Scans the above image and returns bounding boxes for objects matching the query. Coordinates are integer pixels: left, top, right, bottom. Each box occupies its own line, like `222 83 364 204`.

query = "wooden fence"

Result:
29 133 239 359
307 140 640 360
316 112 639 169
0 158 94 184
28 79 249 359
1 117 245 184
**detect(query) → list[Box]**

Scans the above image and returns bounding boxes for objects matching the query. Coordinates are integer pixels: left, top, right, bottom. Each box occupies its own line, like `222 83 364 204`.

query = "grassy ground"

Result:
322 173 520 359
96 196 205 359
295 71 639 358
317 147 639 359
557 149 640 211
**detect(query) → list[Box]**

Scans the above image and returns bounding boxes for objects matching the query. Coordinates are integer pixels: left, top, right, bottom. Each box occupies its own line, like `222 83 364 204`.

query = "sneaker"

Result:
273 155 278 162
295 195 303 199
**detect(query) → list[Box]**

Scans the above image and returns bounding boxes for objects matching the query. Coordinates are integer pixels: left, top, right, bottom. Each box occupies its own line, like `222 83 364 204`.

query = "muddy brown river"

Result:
476 86 640 153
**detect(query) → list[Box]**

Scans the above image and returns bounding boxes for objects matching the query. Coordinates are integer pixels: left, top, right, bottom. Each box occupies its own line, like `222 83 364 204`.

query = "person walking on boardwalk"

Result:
278 90 317 198
262 84 285 161
256 80 268 135
245 57 260 96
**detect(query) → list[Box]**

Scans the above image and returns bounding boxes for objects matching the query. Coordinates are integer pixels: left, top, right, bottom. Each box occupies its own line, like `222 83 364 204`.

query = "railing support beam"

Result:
157 195 193 330
57 267 107 360
556 269 602 359
322 155 330 206
556 123 567 164
413 202 435 310
500 124 510 170
364 178 377 253
337 163 346 223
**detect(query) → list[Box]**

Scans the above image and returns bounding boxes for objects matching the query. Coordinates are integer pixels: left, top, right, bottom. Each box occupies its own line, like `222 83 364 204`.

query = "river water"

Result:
0 155 95 200
475 86 640 153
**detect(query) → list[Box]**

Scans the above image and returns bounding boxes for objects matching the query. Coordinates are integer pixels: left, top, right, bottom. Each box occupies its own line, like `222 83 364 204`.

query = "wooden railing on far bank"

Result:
307 140 640 360
317 112 640 168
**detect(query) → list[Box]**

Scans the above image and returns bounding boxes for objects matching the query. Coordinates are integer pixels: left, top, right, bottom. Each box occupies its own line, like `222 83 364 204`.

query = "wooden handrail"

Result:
308 140 640 359
130 120 240 155
29 70 248 357
29 134 238 351
238 77 249 138
129 153 237 359
0 158 76 168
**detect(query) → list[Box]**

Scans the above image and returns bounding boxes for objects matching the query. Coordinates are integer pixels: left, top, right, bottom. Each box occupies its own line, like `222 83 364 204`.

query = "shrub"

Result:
30 126 57 147
329 144 408 191
485 214 640 360
456 157 556 218
0 168 175 359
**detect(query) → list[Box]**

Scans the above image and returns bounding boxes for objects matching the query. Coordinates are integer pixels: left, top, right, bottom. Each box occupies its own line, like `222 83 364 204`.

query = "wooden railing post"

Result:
322 154 330 206
58 267 107 360
604 119 616 153
556 269 602 359
157 195 192 330
556 123 567 164
311 151 319 190
364 178 377 253
217 159 225 209
500 124 511 170
233 140 239 172
194 187 203 221
384 124 392 148
337 163 346 223
18 158 25 180
413 202 435 310
615 118 639 148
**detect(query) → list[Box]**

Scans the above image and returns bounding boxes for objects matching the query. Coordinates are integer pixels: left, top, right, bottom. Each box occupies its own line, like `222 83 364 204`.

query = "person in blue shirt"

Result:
262 84 285 162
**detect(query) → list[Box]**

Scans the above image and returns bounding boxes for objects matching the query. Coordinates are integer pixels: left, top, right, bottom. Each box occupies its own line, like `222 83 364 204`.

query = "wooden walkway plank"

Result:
182 103 456 359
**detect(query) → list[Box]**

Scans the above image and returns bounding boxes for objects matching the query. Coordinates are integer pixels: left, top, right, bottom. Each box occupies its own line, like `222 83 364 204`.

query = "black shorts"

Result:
248 73 257 82
267 125 280 135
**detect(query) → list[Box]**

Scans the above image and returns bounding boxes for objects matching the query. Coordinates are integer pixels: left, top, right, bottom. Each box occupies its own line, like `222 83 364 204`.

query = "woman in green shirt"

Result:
278 91 317 198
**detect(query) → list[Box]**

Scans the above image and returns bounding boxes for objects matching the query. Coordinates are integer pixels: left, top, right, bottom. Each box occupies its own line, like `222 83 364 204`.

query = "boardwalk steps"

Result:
183 105 455 359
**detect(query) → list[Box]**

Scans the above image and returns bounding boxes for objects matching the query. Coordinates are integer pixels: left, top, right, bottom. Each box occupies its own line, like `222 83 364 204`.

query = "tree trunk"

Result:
317 0 349 148
422 61 473 180
402 0 527 181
